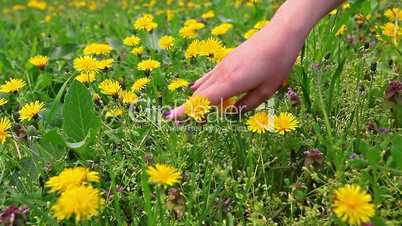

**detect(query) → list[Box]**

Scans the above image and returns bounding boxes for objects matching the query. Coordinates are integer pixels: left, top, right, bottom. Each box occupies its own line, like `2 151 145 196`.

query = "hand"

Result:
166 27 300 120
165 0 343 120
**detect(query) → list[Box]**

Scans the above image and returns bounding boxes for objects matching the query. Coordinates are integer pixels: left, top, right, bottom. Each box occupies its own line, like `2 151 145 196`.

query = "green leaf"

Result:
63 80 101 143
64 128 97 159
34 73 53 91
44 76 72 125
32 129 67 163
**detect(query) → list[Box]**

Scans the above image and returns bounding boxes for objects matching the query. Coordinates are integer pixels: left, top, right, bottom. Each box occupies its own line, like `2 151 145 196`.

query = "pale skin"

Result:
166 0 344 120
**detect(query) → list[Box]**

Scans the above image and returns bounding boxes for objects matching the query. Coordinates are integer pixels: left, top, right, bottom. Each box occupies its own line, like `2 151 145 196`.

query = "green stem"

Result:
156 186 166 226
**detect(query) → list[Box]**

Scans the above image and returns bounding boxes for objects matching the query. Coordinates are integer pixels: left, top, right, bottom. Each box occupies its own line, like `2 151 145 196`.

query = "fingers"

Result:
235 81 278 112
190 71 213 90
165 105 185 121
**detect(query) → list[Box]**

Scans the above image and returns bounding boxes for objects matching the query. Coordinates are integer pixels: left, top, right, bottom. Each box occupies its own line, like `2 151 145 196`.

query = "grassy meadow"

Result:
0 0 401 225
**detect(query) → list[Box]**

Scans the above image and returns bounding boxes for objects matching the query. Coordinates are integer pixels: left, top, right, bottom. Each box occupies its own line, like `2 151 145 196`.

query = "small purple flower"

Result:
377 127 390 134
304 148 324 167
287 87 300 107
366 121 377 132
0 205 29 226
349 152 359 160
385 80 402 102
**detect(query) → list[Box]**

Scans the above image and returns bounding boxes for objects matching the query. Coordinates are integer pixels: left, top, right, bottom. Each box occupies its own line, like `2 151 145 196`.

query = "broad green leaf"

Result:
64 128 97 159
44 76 72 125
32 129 67 163
63 80 101 142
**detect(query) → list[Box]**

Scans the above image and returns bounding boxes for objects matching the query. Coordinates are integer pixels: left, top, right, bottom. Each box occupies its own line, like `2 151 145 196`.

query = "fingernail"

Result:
162 111 171 119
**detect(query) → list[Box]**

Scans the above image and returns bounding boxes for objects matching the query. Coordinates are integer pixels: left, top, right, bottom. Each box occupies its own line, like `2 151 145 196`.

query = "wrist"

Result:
267 0 344 38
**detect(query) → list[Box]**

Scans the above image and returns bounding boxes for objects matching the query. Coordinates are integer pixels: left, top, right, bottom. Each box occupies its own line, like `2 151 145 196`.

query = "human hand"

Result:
165 0 343 120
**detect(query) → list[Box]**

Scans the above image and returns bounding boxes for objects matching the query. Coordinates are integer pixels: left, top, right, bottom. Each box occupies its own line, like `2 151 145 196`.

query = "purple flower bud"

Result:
304 148 324 167
385 80 402 102
377 127 390 134
287 87 300 107
0 205 29 226
366 121 377 132
349 152 359 160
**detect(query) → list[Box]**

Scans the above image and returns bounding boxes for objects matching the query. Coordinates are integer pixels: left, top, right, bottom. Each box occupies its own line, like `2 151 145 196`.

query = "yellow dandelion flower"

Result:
244 28 258 39
179 26 198 39
333 184 375 225
384 8 401 21
201 10 215 20
159 35 175 50
329 9 338 16
184 19 205 30
211 23 233 36
131 77 151 92
123 35 141 47
247 112 270 134
134 14 158 32
147 163 182 186
12 4 26 11
131 46 144 55
211 47 232 63
75 73 96 84
183 95 211 122
219 97 237 113
45 167 100 193
19 101 45 121
254 20 269 30
0 79 26 93
88 1 97 10
295 55 302 65
83 43 112 55
382 22 401 41
29 55 49 69
198 38 224 57
0 98 8 107
137 59 161 71
165 9 174 21
168 79 189 91
273 112 298 135
185 40 201 59
105 107 124 118
98 58 113 70
27 0 47 10
336 24 347 36
98 79 121 96
342 3 351 10
179 19 204 39
119 90 138 105
0 117 12 144
73 56 101 74
51 185 105 222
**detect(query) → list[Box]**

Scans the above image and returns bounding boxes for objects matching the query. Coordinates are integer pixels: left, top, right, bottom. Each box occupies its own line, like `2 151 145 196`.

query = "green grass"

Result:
0 0 402 225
